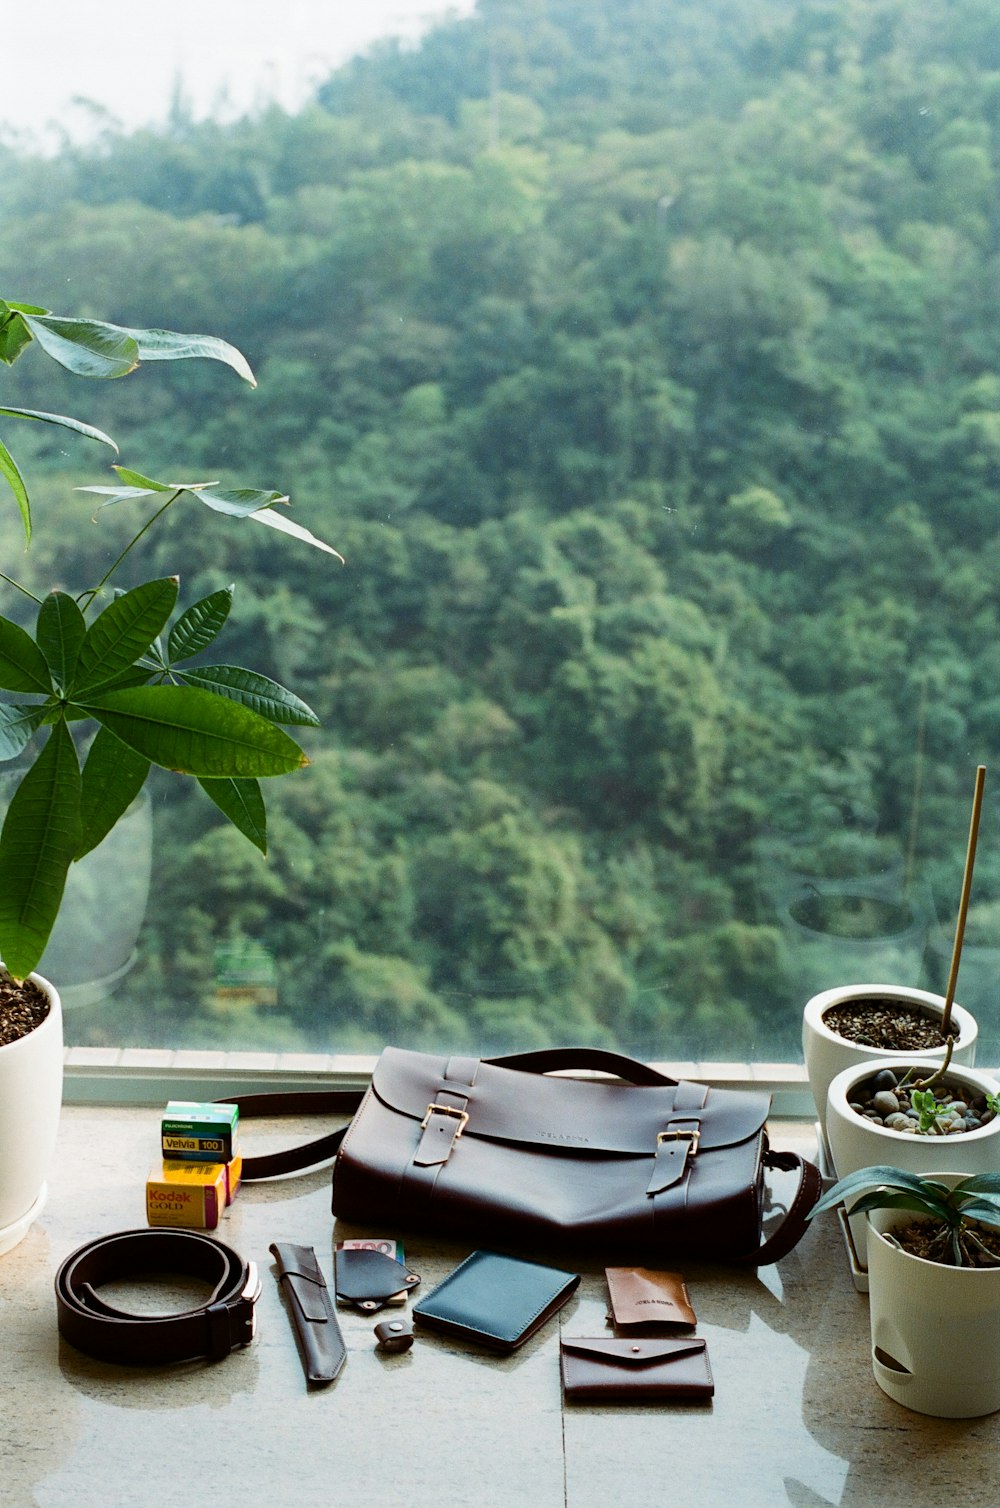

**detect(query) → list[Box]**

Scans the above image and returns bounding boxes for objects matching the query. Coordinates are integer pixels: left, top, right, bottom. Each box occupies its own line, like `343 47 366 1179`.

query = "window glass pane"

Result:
1 1 997 1064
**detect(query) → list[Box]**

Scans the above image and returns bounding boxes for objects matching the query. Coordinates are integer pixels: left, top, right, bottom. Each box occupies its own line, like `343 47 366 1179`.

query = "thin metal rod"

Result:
942 765 986 1038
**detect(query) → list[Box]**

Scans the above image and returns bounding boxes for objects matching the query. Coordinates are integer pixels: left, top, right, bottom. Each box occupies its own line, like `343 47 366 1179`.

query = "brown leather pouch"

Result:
605 1266 696 1330
561 1336 713 1403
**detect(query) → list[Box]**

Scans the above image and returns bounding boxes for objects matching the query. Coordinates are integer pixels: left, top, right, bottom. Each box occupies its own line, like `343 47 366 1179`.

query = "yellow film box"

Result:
161 1100 239 1163
146 1160 228 1229
225 1148 243 1205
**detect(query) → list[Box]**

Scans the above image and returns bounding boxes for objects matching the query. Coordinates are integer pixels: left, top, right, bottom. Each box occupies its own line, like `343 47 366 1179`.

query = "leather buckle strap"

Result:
647 1120 701 1195
55 1228 260 1366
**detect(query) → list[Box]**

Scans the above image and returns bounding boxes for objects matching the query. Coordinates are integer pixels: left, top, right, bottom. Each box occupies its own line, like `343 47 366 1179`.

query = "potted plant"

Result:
803 765 988 1150
803 983 978 1152
0 297 341 1253
809 1167 1000 1417
825 1050 1000 1266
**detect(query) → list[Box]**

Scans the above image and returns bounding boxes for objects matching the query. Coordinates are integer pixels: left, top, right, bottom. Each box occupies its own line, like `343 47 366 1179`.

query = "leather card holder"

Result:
412 1250 580 1353
560 1336 713 1403
605 1266 696 1330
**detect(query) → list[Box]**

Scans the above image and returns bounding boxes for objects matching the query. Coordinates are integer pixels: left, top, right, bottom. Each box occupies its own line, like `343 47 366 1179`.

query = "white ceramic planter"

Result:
803 983 977 1146
868 1177 1000 1417
827 1056 1000 1261
0 974 62 1256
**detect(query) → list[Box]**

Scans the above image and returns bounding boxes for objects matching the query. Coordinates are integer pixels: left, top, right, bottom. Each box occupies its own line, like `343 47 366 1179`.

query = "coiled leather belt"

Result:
55 1228 260 1365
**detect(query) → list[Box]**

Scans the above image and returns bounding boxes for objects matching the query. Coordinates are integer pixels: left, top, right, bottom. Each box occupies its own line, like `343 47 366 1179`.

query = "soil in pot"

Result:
821 997 947 1051
0 976 50 1046
890 1218 1000 1267
848 1066 995 1135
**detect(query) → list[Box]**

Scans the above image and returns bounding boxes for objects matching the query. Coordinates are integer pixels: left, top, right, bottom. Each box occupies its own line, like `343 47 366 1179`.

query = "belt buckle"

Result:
240 1261 262 1344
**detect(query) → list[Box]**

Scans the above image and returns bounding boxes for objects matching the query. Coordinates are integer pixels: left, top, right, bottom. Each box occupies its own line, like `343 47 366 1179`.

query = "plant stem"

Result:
0 572 42 605
942 763 986 1037
76 491 183 610
914 1034 954 1091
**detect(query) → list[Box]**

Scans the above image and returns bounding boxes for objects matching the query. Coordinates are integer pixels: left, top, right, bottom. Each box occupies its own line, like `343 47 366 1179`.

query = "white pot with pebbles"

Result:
802 983 977 1154
826 1055 1000 1264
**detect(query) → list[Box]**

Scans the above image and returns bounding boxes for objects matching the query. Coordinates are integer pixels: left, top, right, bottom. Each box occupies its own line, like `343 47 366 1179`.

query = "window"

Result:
2 0 997 1065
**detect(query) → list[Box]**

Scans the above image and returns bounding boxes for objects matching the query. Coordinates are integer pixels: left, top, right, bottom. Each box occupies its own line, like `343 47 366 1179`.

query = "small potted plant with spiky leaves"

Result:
810 1166 1000 1417
0 297 341 1254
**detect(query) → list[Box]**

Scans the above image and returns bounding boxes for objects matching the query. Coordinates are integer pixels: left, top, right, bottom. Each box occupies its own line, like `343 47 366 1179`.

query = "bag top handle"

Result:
486 1047 679 1087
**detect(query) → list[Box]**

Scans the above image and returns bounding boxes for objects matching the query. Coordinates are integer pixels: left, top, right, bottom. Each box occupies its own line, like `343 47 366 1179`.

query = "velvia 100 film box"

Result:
161 1101 238 1163
146 1161 228 1229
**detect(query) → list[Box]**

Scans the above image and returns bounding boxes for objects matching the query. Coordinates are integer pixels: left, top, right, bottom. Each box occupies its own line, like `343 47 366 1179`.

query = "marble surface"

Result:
2 1107 1000 1508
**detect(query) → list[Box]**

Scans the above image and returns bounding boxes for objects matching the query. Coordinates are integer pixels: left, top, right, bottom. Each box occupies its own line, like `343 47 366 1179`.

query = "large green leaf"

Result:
248 504 345 560
198 776 267 853
0 617 53 694
0 722 81 980
0 435 30 540
19 313 140 378
77 484 163 510
37 592 86 693
110 467 174 492
77 726 150 860
190 486 288 517
954 1197 1000 1229
177 664 320 726
809 1164 947 1221
843 1188 951 1221
80 683 308 778
0 703 46 761
70 578 179 696
166 587 234 662
952 1173 1000 1198
0 306 32 365
0 407 118 451
121 327 256 385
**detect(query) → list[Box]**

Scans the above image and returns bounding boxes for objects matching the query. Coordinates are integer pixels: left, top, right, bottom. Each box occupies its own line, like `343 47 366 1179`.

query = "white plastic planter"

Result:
868 1176 1000 1418
827 1056 1000 1262
803 983 977 1147
0 974 62 1256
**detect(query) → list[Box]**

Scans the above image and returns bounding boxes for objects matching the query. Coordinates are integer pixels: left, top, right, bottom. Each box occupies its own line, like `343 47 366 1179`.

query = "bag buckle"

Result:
656 1127 700 1155
648 1125 701 1196
420 1104 469 1136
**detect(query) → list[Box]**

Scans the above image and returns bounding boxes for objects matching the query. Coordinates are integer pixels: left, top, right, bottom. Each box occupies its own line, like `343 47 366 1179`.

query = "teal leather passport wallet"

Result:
412 1250 580 1352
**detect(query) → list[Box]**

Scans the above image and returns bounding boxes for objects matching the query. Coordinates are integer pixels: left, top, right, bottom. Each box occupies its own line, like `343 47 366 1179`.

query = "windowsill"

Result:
62 1048 818 1116
2 1103 979 1508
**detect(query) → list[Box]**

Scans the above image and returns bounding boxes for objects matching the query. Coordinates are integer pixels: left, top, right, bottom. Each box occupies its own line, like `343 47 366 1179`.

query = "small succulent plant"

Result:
809 1165 1000 1266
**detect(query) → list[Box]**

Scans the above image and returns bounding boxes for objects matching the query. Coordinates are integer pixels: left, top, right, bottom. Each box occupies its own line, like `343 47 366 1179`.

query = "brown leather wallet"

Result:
560 1336 714 1403
605 1267 697 1330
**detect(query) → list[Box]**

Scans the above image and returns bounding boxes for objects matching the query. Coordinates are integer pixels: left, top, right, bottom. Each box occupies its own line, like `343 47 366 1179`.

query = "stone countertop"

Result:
1 1106 997 1508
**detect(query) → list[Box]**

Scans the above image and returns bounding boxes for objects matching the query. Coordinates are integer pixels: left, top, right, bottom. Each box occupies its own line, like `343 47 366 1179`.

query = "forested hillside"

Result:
2 0 999 1056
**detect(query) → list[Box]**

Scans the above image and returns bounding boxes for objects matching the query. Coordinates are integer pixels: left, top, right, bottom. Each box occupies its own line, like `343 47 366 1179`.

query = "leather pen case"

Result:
605 1267 697 1330
270 1242 346 1386
413 1250 580 1353
561 1336 714 1403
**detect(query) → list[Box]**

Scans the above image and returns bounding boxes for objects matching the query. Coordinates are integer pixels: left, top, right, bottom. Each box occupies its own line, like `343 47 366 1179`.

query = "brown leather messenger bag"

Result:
234 1046 822 1265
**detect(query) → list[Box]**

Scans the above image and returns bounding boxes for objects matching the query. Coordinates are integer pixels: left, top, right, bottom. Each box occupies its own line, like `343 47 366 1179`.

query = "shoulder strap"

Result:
226 1089 365 1181
744 1147 824 1265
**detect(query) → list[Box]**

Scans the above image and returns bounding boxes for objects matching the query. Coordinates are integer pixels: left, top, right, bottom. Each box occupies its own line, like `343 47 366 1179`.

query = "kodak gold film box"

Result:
225 1148 243 1205
146 1161 227 1229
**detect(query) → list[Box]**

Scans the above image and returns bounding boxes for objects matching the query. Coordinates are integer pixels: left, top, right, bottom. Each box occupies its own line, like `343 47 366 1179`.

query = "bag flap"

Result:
561 1337 706 1367
369 1047 768 1155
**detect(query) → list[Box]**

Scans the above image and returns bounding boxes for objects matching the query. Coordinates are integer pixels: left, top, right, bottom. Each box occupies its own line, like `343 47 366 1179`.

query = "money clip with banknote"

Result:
334 1247 421 1312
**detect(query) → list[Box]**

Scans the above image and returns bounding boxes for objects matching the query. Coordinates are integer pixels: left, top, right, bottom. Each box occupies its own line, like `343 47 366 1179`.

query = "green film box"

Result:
161 1100 239 1163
